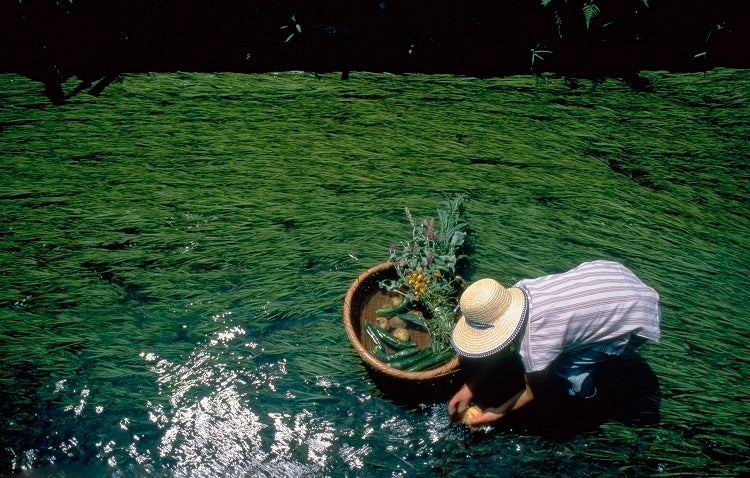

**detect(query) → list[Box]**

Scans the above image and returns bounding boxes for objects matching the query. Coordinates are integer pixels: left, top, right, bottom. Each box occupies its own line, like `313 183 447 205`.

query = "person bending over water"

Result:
448 260 661 426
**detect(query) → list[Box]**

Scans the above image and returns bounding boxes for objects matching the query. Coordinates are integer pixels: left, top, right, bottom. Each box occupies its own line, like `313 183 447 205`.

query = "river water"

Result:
1 70 748 477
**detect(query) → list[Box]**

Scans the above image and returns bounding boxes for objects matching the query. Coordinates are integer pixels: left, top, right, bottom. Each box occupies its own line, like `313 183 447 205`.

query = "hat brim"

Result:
451 287 527 358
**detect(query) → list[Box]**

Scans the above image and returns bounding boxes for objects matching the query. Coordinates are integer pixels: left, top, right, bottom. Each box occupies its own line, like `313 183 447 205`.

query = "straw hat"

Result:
450 278 527 358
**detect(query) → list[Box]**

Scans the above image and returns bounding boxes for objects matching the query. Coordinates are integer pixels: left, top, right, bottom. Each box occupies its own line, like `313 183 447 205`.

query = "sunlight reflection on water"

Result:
20 319 502 478
138 325 352 477
124 321 471 477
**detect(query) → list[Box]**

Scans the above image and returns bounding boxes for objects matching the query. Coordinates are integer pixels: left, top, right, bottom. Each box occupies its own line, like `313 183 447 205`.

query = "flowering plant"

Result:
380 194 471 352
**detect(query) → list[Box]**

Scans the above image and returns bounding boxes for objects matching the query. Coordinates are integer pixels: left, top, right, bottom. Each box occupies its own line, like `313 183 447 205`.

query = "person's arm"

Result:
467 371 545 426
447 383 474 422
447 355 511 423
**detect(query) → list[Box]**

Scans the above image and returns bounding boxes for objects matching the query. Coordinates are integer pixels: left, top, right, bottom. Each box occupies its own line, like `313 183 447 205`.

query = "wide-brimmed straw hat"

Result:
450 278 527 358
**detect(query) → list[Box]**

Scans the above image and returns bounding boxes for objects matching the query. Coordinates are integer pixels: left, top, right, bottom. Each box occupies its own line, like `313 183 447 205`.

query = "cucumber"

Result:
370 347 389 362
383 346 423 363
375 297 414 317
370 346 422 365
405 349 454 372
388 348 433 369
370 324 416 349
364 323 385 351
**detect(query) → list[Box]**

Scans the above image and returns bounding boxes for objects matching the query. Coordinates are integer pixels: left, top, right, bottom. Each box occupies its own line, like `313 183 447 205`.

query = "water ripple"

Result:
137 323 371 477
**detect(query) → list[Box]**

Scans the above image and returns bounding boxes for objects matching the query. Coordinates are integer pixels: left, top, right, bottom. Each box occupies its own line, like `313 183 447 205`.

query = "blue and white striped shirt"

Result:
514 260 661 374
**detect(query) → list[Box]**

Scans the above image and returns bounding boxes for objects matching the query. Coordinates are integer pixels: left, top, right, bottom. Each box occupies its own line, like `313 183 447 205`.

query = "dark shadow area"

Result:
464 350 661 441
460 351 528 410
2 1 748 104
63 74 123 100
367 349 521 406
365 367 465 406
370 346 661 433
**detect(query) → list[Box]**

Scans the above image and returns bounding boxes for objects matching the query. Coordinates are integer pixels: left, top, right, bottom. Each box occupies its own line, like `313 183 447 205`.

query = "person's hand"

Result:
464 407 504 427
464 386 530 427
448 384 474 422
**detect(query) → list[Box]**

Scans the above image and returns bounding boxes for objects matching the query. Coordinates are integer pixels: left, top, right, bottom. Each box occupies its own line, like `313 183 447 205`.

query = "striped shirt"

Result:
514 260 661 374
